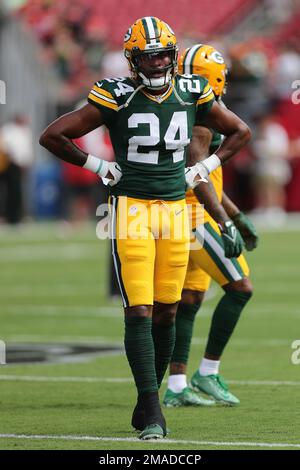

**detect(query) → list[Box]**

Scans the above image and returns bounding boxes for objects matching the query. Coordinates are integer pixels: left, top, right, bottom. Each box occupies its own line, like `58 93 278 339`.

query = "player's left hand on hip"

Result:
232 212 259 251
219 220 244 258
102 162 122 186
185 162 208 189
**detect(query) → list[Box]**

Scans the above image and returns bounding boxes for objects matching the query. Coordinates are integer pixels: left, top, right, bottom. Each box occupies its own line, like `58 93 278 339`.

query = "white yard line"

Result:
2 332 293 347
0 375 299 386
1 304 298 319
191 338 291 347
2 335 122 343
0 433 299 448
2 305 123 318
0 375 131 383
0 245 98 262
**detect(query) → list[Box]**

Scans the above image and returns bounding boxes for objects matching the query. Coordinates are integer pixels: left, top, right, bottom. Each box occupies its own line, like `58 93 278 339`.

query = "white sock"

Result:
199 358 220 376
168 374 187 393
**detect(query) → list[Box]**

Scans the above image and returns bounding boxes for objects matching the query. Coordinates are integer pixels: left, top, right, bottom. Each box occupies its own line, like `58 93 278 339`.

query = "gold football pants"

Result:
110 196 190 307
184 220 250 292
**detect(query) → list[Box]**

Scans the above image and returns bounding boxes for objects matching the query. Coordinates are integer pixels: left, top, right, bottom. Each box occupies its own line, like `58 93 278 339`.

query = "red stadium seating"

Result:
18 0 258 45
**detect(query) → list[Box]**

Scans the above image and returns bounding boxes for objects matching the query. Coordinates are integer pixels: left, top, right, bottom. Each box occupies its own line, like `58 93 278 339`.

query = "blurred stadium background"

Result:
0 0 300 451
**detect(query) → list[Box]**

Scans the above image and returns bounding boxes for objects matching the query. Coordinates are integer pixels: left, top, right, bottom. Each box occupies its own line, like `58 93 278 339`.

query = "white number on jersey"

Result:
114 82 135 97
165 111 190 162
105 77 126 83
179 78 201 94
128 114 160 164
128 112 189 164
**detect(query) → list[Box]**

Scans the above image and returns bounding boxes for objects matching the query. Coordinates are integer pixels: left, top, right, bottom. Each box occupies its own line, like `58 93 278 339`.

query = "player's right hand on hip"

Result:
218 220 244 258
102 162 122 186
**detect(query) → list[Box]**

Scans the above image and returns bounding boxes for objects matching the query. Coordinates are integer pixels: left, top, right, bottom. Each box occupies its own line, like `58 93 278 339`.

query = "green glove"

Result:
232 212 259 251
219 220 244 259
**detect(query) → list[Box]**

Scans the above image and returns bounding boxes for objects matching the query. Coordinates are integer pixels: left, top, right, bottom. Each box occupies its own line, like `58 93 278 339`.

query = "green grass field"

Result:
0 222 300 450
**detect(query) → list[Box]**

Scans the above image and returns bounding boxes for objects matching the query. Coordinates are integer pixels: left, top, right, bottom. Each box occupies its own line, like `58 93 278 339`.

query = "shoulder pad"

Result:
95 77 136 104
176 74 210 98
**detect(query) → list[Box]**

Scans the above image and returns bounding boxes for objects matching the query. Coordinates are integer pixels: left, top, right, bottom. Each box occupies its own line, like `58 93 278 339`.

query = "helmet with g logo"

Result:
179 44 228 98
124 17 178 90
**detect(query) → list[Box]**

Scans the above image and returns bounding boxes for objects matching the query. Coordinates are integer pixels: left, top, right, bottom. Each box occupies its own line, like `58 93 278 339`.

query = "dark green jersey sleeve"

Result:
210 131 223 153
87 80 118 126
195 79 215 123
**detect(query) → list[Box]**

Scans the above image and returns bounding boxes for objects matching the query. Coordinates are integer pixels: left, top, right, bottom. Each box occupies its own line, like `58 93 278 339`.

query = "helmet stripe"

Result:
142 18 151 43
151 17 159 39
143 16 159 45
183 44 203 74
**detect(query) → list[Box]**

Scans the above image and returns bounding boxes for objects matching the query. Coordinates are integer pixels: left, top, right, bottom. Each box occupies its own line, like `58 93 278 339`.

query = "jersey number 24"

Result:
127 111 190 164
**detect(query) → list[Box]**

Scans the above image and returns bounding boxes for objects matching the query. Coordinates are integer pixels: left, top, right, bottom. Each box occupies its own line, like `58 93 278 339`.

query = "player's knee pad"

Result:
154 281 182 304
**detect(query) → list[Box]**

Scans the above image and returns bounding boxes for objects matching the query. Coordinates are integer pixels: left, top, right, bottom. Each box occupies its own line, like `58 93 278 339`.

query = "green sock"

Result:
205 290 252 357
152 322 176 389
124 316 157 394
171 302 201 365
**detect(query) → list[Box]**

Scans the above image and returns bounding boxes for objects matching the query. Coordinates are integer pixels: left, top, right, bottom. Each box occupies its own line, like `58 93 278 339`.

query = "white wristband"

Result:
201 154 221 175
83 154 108 178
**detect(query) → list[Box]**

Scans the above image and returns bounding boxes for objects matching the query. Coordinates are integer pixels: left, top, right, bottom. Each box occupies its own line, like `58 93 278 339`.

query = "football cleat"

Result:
139 424 165 440
190 371 240 405
178 44 228 99
124 16 178 90
163 386 215 407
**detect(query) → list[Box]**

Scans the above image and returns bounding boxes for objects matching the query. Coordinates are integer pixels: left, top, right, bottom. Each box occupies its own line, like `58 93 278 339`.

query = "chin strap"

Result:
170 80 194 107
117 84 145 111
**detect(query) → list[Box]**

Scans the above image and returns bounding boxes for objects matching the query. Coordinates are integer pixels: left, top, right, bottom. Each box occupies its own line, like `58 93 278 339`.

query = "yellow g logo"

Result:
210 50 224 64
124 27 132 42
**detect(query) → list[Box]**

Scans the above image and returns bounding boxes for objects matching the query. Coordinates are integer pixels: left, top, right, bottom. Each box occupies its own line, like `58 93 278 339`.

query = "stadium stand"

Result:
14 0 259 99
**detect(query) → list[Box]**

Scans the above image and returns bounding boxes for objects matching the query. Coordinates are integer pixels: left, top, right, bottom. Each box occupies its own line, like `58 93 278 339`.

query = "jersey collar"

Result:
140 80 174 104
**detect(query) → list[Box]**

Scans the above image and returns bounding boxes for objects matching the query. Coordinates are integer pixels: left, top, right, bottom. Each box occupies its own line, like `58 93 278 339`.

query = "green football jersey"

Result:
210 131 223 154
88 74 214 200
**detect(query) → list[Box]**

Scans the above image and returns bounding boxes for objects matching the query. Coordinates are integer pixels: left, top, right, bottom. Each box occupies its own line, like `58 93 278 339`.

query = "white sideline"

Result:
2 332 293 347
0 375 131 383
3 305 123 318
0 375 300 386
0 433 299 448
3 304 299 319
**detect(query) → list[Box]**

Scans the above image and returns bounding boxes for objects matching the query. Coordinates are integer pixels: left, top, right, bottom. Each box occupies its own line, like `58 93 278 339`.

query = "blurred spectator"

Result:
272 45 300 99
0 115 34 224
101 45 129 78
264 0 295 24
84 13 107 72
274 94 300 212
226 41 271 126
252 110 291 221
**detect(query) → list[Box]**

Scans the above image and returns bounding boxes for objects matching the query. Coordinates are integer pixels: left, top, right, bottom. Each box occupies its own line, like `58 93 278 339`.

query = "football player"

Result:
40 19 251 439
163 44 258 407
